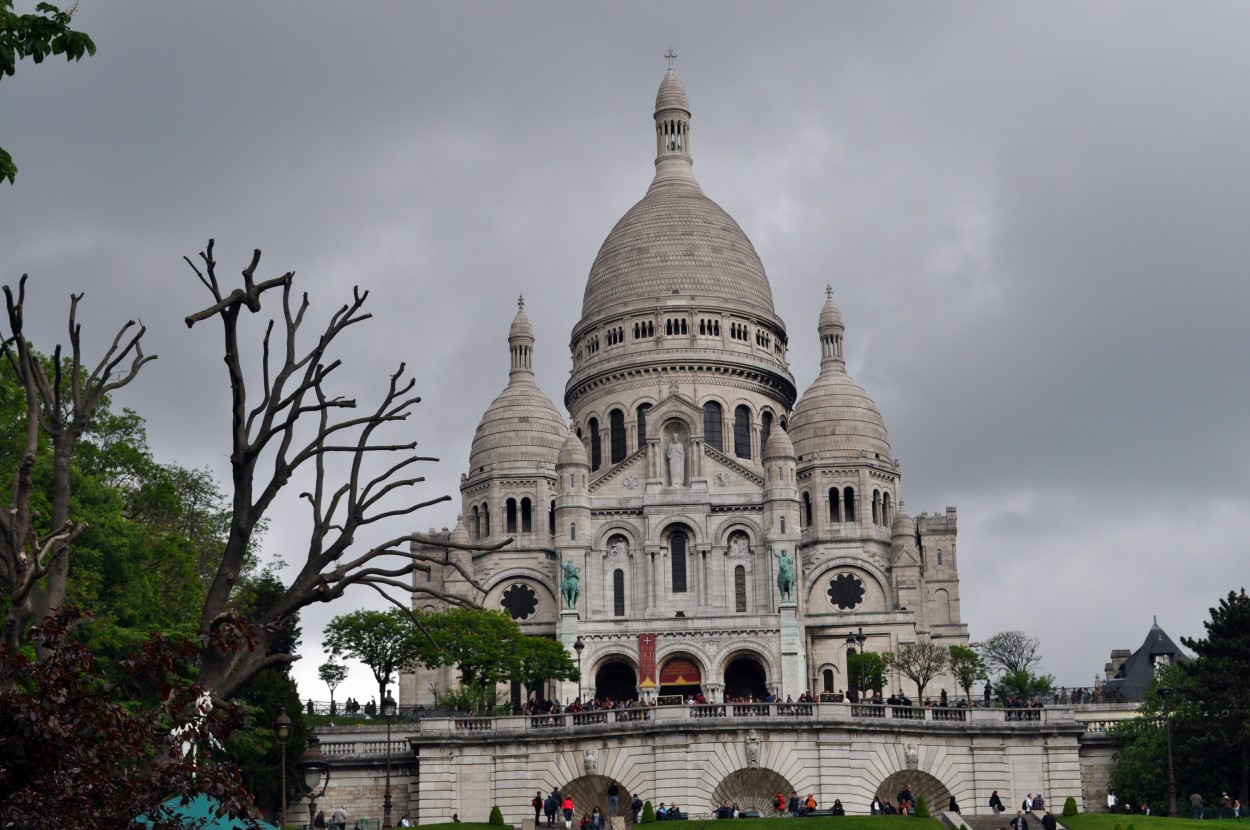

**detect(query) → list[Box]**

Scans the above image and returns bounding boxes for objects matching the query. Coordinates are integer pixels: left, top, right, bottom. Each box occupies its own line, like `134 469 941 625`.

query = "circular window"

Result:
827 573 865 610
501 583 539 620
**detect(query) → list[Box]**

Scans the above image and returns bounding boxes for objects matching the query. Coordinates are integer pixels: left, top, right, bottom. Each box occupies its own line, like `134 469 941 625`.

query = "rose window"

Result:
501 583 539 620
827 573 865 610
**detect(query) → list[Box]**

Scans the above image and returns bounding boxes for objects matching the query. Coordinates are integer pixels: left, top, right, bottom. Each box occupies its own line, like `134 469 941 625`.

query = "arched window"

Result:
761 410 773 449
882 492 892 526
589 418 602 471
828 488 840 523
801 492 812 528
483 503 490 536
843 487 855 524
733 405 752 460
520 497 532 533
506 498 518 534
472 505 480 540
613 569 625 617
780 516 786 534
636 403 652 447
872 489 881 525
937 548 943 566
548 500 555 536
670 530 688 593
734 565 747 613
823 668 834 693
610 409 626 463
703 402 724 452
570 522 576 541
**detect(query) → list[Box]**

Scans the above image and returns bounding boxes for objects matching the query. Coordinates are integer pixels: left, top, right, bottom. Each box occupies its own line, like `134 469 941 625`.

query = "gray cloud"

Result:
3 1 1246 702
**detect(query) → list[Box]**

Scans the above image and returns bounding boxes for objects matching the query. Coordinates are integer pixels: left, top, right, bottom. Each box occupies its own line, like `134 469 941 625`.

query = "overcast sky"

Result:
4 2 1248 705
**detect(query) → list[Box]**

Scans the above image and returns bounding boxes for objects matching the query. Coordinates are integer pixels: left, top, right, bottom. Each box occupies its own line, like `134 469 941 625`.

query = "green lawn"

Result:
635 818 942 830
1062 816 1227 830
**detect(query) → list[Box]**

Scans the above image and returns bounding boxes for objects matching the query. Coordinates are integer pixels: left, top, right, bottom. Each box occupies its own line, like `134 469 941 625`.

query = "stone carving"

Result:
728 533 750 558
775 549 795 602
583 748 599 775
714 472 730 487
560 559 581 610
608 538 627 559
666 435 685 487
622 474 639 489
904 743 919 770
746 729 760 767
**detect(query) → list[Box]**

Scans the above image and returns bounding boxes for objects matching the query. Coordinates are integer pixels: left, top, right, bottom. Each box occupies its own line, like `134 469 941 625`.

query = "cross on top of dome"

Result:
665 46 678 72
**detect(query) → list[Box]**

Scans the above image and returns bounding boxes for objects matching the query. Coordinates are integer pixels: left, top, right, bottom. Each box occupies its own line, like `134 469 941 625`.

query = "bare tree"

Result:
885 641 950 700
0 276 153 654
976 630 1043 677
183 241 506 700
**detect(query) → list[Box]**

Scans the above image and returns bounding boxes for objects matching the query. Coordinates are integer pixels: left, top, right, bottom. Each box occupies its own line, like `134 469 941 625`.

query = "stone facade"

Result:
401 56 969 714
298 705 1106 825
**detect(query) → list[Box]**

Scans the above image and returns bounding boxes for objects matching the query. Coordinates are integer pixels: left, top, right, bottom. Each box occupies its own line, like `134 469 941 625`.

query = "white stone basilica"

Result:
403 57 968 710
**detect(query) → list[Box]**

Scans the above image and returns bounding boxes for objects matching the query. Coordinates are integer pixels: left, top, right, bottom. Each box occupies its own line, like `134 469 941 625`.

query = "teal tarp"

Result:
138 793 281 830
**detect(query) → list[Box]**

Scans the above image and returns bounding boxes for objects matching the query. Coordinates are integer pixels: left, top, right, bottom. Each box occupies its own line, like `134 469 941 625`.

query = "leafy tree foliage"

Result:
410 606 575 693
994 668 1054 701
0 1 97 183
847 651 887 699
948 644 988 704
324 608 420 704
320 659 348 710
886 642 949 700
0 609 255 828
1180 589 1250 806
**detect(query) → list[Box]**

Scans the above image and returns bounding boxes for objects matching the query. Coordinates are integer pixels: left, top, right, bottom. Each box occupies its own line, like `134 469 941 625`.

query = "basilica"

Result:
402 57 968 710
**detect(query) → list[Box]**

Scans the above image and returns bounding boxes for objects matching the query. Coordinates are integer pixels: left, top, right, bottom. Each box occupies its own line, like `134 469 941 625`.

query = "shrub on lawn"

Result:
915 795 931 818
489 805 505 825
641 801 655 824
1063 797 1079 817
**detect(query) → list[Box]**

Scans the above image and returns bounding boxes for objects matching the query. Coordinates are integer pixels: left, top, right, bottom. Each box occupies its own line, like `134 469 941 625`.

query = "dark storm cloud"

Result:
3 1 1246 700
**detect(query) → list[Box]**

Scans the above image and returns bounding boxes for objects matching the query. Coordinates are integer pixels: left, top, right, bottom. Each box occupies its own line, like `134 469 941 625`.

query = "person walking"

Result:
1190 792 1204 820
631 795 644 824
533 791 545 826
331 806 348 830
1010 810 1029 830
563 794 576 829
545 792 558 829
990 791 1005 815
1042 810 1057 830
608 784 620 817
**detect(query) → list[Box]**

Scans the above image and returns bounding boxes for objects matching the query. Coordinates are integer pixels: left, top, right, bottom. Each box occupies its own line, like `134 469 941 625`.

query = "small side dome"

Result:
819 285 844 330
891 506 916 539
763 423 796 461
655 71 690 113
449 516 472 547
509 295 534 340
558 425 589 468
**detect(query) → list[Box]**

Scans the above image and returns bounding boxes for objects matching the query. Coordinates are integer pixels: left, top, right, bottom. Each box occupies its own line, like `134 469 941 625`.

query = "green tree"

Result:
1 1 97 184
995 669 1054 701
1180 589 1250 807
948 644 988 705
319 659 348 712
324 608 420 704
847 651 887 700
885 642 949 701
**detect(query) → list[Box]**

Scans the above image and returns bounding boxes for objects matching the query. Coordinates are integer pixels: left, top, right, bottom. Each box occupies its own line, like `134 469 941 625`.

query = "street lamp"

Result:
1157 687 1179 817
382 691 397 829
845 627 867 702
296 734 332 830
573 636 586 703
274 707 292 829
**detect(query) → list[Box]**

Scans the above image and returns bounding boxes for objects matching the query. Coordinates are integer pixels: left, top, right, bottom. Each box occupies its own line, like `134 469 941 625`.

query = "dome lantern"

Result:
654 48 694 184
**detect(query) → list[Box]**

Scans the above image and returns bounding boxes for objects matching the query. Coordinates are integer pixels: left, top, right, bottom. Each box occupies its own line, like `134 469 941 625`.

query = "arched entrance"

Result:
874 769 952 814
710 768 794 816
595 660 637 703
558 775 633 821
659 656 702 699
723 655 767 700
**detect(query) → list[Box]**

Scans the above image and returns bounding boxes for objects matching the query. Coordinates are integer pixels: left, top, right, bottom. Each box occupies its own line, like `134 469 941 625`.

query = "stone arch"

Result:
482 569 559 618
933 588 952 624
723 654 769 700
873 769 953 817
655 649 709 698
595 524 641 550
710 767 796 816
714 645 777 686
715 516 764 546
653 515 703 546
555 774 635 821
592 655 639 703
817 662 840 694
802 558 892 611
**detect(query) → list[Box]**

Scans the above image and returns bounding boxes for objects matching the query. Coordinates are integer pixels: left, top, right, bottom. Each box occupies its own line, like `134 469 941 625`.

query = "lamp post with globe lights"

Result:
274 707 292 829
845 627 868 702
296 735 332 830
382 691 397 828
573 636 585 703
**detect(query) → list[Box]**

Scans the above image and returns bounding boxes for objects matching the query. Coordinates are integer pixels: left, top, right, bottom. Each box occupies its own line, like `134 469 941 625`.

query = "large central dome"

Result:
580 179 777 321
576 62 780 328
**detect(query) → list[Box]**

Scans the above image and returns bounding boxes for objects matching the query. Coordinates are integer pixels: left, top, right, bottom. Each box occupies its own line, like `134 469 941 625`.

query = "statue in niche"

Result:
560 559 581 610
904 743 919 770
609 537 627 559
775 549 796 602
666 434 685 487
746 729 761 767
583 748 598 775
729 533 750 558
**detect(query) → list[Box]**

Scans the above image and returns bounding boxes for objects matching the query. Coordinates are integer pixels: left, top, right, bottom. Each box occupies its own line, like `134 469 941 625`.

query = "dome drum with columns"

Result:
402 56 968 710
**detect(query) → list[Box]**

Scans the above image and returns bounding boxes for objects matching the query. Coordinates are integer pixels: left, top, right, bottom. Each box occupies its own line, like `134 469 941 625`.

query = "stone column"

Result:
559 610 581 703
779 601 806 701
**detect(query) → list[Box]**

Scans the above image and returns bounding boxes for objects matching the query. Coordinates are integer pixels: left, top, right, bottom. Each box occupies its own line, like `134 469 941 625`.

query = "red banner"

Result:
638 633 656 688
